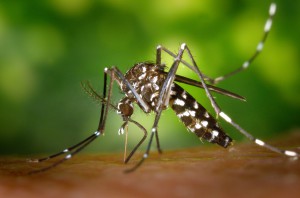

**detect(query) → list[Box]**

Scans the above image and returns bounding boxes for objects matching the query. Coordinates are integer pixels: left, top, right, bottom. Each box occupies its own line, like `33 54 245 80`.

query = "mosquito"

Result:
28 2 299 174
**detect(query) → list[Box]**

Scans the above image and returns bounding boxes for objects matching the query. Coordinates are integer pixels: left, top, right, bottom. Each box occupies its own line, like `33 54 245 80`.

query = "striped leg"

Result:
28 131 102 164
157 43 222 116
219 112 299 158
157 3 277 85
157 43 299 161
208 3 277 84
28 68 114 173
28 132 101 174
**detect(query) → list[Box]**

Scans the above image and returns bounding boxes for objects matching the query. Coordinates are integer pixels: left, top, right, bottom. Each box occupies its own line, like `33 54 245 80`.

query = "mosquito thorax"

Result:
120 62 167 113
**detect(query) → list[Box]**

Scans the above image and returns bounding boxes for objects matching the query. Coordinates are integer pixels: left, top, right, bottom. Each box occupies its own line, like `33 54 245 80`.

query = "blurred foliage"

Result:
0 0 299 155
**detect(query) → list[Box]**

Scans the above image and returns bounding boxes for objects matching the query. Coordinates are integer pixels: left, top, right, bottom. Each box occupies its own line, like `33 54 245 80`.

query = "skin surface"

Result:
1 131 300 198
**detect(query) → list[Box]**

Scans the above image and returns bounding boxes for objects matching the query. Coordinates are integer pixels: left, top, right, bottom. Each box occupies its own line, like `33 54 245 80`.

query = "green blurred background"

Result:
0 0 299 156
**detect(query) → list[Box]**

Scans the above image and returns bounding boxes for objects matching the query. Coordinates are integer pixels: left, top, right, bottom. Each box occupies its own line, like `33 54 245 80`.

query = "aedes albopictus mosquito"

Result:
28 2 299 174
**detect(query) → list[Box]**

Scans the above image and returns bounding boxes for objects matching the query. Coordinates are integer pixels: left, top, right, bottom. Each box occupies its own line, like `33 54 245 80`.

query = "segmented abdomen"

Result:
169 83 232 148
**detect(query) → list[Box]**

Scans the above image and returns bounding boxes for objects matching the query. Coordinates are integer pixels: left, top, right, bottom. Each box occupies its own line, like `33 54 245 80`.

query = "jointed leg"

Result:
156 3 277 85
123 119 148 164
218 112 299 158
157 43 221 116
209 3 276 84
157 42 299 163
28 133 100 174
28 68 115 173
28 132 100 164
208 3 277 84
125 44 188 172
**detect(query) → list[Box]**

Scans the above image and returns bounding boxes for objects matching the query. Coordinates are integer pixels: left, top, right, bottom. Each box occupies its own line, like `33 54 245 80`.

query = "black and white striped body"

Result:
169 83 232 147
119 62 232 148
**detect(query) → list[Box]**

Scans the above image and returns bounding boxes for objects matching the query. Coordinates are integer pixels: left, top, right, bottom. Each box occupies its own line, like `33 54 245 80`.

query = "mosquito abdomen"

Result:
169 83 232 148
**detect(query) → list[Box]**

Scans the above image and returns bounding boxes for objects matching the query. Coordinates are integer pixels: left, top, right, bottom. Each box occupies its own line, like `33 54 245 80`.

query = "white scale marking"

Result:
174 98 185 106
212 130 219 138
188 127 195 132
181 43 186 50
201 120 208 127
243 61 249 68
195 123 202 129
117 102 121 108
188 110 196 117
204 112 209 118
220 112 232 123
215 76 224 82
63 149 69 153
66 154 72 159
94 131 101 136
118 127 125 135
150 92 159 101
193 102 198 109
178 111 190 118
264 19 272 32
224 137 230 145
132 82 137 88
269 3 276 16
138 73 146 80
209 130 219 142
151 76 158 84
181 91 187 99
153 83 160 91
257 42 264 52
170 90 177 95
284 150 297 157
255 139 265 146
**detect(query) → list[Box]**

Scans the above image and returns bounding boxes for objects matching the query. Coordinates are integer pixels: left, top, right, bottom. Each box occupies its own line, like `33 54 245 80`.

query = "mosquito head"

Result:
117 97 134 119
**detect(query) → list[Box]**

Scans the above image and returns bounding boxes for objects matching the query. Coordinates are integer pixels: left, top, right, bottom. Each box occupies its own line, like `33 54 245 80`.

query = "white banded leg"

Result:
28 67 115 173
156 3 277 85
28 131 102 163
211 3 277 84
158 41 299 159
156 43 221 115
28 131 102 174
158 43 222 117
219 112 298 157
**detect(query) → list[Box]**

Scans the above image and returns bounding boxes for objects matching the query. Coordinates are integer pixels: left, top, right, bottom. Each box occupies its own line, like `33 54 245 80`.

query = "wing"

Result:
170 73 246 102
